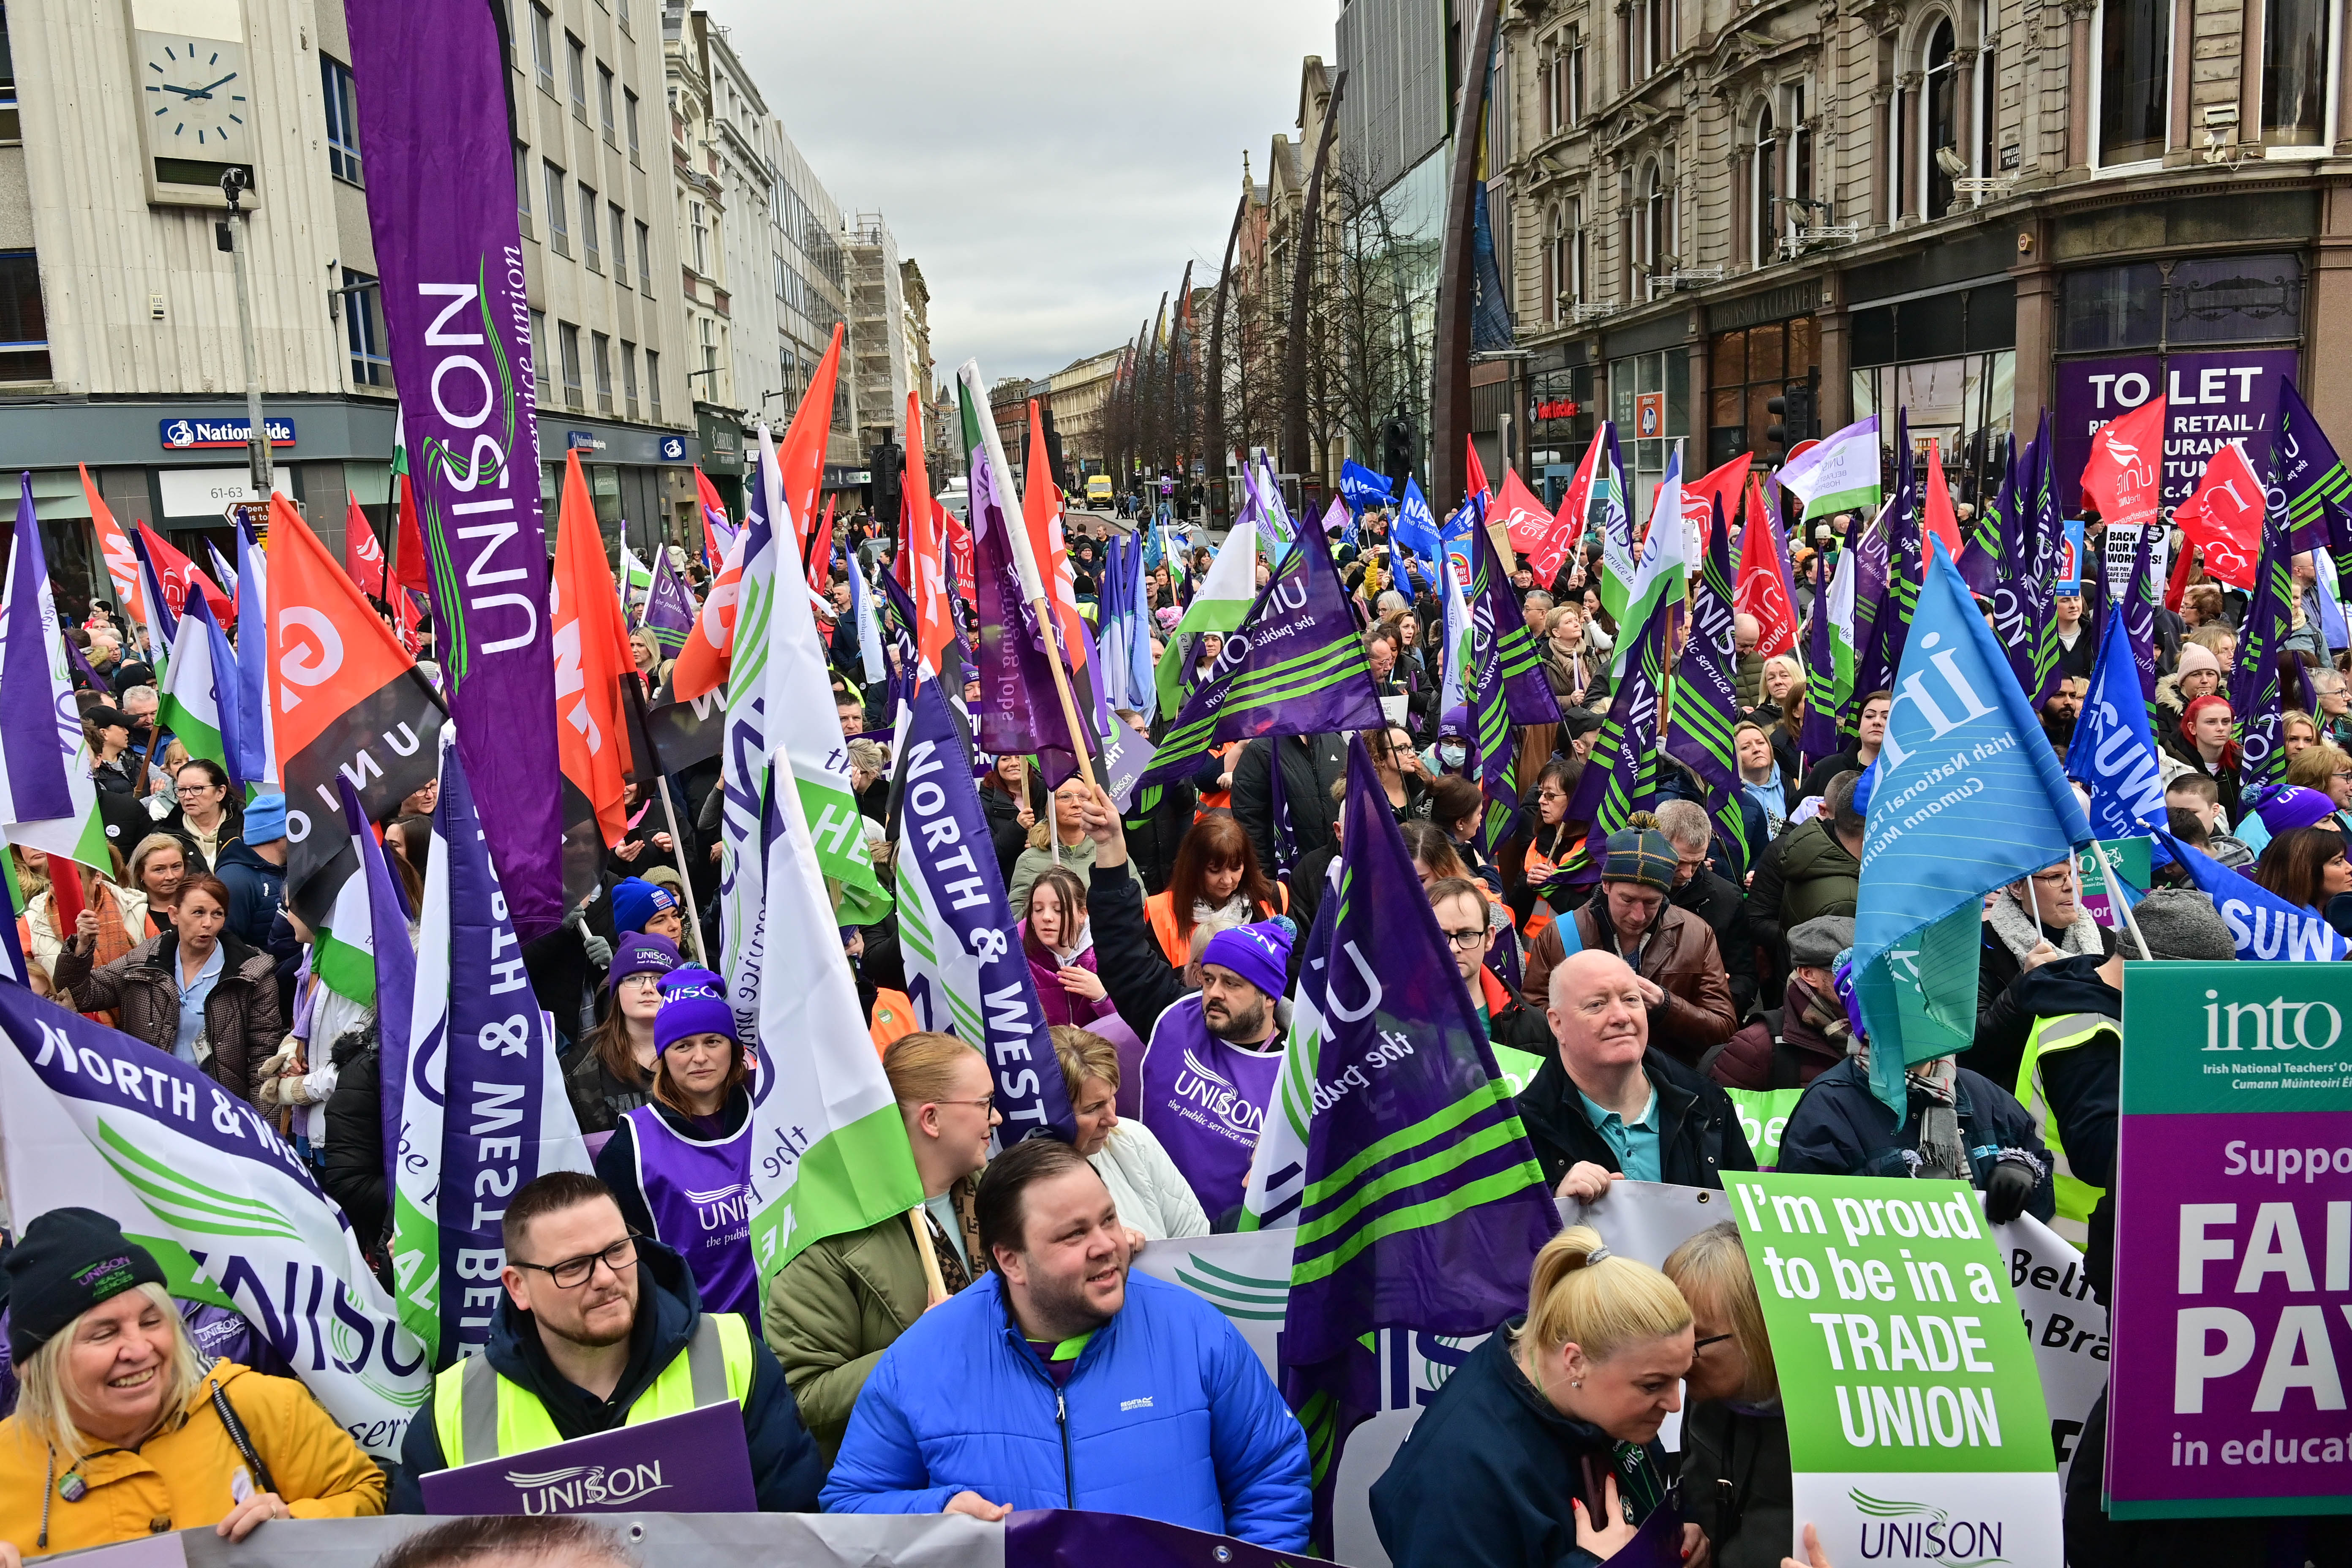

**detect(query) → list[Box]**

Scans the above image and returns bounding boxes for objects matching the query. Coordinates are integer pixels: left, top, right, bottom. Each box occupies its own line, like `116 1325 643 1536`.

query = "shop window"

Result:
2095 0 2171 166
1922 19 1960 215
2060 262 2164 351
1608 349 1690 526
0 248 50 382
2165 254 2303 345
2262 0 2330 148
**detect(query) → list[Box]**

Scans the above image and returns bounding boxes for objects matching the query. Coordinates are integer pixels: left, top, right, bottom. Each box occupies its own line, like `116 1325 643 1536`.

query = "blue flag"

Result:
2161 830 2352 961
1276 735 1559 1549
1339 460 1394 512
1851 539 2091 1112
1394 477 1442 562
342 775 419 1215
2066 599 2173 868
232 516 274 791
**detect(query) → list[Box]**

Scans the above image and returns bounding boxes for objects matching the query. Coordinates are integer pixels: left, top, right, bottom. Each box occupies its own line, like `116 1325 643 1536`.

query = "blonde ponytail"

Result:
1515 1225 1692 1364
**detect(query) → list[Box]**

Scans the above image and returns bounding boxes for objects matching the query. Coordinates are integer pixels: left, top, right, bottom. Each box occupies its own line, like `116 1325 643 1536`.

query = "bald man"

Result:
1513 950 1757 1198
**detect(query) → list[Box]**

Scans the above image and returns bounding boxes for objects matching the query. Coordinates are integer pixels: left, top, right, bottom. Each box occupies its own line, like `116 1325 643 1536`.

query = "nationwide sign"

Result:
160 416 296 450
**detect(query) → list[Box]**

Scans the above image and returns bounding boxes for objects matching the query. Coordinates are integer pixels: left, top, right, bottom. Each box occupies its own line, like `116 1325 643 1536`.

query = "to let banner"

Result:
2108 961 2352 1520
1725 1171 2063 1565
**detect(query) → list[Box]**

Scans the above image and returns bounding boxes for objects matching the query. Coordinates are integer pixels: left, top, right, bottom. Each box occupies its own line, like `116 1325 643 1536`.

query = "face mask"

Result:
1438 743 1467 770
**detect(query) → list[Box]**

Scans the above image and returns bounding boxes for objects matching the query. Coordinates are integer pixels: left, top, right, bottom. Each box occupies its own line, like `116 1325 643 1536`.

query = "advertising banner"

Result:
2108 961 2352 1520
1724 1171 2063 1565
419 1401 755 1515
2055 350 2301 514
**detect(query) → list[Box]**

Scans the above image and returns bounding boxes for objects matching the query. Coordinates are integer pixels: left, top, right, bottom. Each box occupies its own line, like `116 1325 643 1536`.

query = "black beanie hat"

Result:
2 1209 166 1365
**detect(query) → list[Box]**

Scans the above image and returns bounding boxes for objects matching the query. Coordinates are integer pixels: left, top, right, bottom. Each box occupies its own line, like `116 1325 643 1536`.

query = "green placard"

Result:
2120 959 2352 1116
1725 1171 2055 1476
2077 837 2151 930
1723 1087 1802 1166
1491 1042 1547 1100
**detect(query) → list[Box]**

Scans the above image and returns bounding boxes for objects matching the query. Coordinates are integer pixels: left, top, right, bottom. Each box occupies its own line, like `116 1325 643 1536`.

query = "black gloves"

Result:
1983 1158 2037 1225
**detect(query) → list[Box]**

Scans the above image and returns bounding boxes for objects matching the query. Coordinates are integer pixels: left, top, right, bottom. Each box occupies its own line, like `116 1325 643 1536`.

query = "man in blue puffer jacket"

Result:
822 1138 1310 1547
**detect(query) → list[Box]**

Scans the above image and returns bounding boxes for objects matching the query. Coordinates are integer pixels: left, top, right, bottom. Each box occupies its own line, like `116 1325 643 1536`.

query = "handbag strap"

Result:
210 1377 278 1498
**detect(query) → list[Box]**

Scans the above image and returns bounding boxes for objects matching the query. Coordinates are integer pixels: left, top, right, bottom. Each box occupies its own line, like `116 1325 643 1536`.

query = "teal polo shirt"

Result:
1576 1084 1661 1183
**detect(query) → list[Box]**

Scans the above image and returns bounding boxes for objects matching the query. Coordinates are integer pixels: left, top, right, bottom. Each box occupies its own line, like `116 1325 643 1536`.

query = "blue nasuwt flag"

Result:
1394 477 1442 562
2161 830 2352 962
128 523 180 667
1340 460 1394 513
2067 598 2174 869
1850 538 2091 1113
1275 736 1559 1550
232 515 274 791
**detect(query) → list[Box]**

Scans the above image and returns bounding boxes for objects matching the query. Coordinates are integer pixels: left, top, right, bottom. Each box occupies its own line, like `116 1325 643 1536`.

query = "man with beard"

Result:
1076 784 1294 1228
2042 674 2088 749
822 1138 1310 1545
393 1172 823 1512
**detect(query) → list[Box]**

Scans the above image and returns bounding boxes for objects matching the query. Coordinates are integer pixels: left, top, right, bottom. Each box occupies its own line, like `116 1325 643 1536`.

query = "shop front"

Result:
1704 280 1823 469
1526 343 1597 510
1606 312 1693 526
1846 278 2017 506
536 414 699 567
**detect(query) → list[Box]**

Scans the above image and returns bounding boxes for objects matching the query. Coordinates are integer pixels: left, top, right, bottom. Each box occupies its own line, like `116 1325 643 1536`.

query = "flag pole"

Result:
618 672 710 965
907 1207 951 1307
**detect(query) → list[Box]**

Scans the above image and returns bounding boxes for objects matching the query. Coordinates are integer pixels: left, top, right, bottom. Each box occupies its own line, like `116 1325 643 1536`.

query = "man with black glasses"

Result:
392 1171 823 1512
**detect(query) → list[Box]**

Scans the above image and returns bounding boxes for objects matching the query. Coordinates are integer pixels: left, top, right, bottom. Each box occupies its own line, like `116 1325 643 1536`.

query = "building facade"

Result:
1486 0 2352 525
847 212 911 471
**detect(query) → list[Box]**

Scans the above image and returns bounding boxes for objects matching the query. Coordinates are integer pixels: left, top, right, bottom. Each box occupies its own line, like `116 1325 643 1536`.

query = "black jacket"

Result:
1778 1057 2057 1221
1231 733 1348 878
1680 1401 1793 1568
561 1038 654 1136
1795 748 1868 805
1121 776 1198 898
393 1239 824 1513
1089 858 1194 1043
1672 868 1759 1020
1373 1327 1670 1568
1986 953 2122 1301
1973 920 2105 1092
320 1024 387 1257
1514 1047 1759 1191
211 837 286 951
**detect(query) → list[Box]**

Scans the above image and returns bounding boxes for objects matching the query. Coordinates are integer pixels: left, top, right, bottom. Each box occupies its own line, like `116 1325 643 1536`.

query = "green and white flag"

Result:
1611 443 1689 678
1153 517 1260 719
618 543 653 623
0 475 107 872
747 742 923 1279
1780 414 1885 522
155 592 233 778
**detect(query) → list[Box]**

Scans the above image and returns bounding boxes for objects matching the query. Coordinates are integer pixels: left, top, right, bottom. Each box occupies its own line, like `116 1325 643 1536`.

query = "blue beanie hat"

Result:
611 876 677 935
240 792 288 844
607 931 681 991
653 966 736 1054
1200 917 1294 1000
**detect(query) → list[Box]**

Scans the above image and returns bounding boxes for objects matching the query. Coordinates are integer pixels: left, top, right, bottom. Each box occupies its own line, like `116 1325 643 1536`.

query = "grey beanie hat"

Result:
2128 889 2237 961
1788 915 1857 969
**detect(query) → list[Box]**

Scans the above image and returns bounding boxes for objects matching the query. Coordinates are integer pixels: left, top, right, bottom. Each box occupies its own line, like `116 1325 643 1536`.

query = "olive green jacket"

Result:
760 1178 984 1460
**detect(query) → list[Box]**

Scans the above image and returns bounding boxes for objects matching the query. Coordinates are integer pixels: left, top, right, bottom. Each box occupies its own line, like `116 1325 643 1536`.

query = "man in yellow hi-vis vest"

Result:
391 1172 824 1512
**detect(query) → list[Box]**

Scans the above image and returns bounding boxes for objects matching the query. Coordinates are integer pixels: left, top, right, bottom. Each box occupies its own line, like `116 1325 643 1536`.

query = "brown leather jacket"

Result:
1521 898 1739 1067
49 930 283 1102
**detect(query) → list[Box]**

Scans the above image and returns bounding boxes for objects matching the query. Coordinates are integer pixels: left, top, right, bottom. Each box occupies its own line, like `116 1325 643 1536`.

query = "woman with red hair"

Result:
2167 694 2243 826
1143 813 1285 965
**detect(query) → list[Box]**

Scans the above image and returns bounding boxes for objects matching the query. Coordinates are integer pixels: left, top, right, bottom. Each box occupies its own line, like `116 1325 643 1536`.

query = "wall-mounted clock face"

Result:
137 30 253 163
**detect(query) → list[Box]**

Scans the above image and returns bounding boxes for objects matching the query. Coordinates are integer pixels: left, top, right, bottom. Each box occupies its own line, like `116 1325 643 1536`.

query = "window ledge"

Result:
2089 157 2166 178
2264 144 2328 160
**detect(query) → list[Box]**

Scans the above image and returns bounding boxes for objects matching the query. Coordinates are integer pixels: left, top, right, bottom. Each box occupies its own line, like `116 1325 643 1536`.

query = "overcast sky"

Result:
707 0 1341 387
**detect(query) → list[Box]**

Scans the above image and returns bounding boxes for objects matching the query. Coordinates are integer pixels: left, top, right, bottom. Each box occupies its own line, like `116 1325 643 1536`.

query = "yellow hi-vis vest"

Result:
433 1312 754 1466
2014 1011 2117 1225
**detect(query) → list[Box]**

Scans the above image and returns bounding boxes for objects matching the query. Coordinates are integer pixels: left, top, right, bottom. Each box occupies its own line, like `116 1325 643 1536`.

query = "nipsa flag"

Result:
264 492 446 931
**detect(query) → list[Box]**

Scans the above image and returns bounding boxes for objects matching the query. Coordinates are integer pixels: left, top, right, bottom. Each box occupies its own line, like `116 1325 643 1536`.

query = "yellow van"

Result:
1085 474 1114 509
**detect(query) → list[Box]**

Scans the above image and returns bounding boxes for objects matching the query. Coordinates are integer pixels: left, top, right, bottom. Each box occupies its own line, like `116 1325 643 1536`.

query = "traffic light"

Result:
1765 394 1791 454
870 436 904 528
1766 378 1817 454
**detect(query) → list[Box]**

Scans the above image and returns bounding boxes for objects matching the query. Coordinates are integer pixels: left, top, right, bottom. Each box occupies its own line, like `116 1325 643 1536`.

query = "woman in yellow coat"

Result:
0 1209 384 1562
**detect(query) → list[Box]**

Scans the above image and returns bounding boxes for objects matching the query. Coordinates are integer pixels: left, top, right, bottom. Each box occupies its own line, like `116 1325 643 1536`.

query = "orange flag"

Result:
81 463 148 632
672 526 746 700
900 392 954 681
1920 439 1963 562
549 449 637 855
776 324 843 541
1465 435 1492 504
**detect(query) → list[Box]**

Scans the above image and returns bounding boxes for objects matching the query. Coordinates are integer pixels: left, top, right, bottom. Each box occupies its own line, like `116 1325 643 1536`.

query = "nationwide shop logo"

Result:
160 416 296 449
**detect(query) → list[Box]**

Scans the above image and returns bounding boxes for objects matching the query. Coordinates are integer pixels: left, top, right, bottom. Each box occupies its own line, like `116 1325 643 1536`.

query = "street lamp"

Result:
216 168 271 499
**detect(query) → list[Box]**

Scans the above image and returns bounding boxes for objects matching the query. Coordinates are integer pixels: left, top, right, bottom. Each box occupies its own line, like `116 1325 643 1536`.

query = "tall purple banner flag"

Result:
346 2 566 939
2108 961 2352 1521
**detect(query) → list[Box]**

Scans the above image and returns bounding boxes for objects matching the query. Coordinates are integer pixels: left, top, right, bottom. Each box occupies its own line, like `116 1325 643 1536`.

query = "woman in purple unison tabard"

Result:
591 967 758 1318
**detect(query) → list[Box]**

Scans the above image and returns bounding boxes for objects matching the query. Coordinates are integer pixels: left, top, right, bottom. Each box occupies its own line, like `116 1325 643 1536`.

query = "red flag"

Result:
1464 436 1491 506
82 464 149 631
550 449 637 862
1023 399 1088 673
135 523 234 623
1685 451 1752 536
2077 396 2168 529
943 499 976 615
694 466 732 571
1531 432 1603 584
343 492 389 599
393 474 430 593
672 526 746 700
2173 439 2264 590
1494 466 1553 554
807 495 836 591
1734 477 1799 656
901 392 954 680
2166 531 2200 612
1920 439 1963 561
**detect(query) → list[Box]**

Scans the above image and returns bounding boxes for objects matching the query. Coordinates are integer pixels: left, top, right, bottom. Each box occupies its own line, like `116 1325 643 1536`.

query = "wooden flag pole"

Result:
907 1207 951 1308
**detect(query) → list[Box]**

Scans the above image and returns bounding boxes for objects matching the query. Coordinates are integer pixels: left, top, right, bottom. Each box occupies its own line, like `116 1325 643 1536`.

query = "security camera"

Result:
221 166 249 193
1935 147 1968 178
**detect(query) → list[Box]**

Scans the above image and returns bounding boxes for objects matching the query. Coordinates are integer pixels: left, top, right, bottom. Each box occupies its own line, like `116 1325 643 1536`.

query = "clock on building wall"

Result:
125 0 256 205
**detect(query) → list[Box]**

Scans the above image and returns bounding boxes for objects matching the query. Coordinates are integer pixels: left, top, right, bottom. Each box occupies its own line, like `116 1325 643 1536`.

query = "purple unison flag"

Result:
0 474 79 823
1140 523 1386 788
345 0 565 939
2230 506 2294 799
126 522 180 662
893 673 1077 1140
1566 594 1671 857
1279 737 1559 1546
1799 547 1844 765
642 547 694 656
966 447 1082 784
419 1399 755 1516
1992 411 2052 701
341 775 418 1211
1664 498 1750 868
1851 502 1899 708
1465 507 1561 851
61 630 102 691
2121 520 2160 706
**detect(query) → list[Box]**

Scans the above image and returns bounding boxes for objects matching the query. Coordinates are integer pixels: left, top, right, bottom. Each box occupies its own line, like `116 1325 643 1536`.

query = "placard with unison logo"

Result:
2108 961 2352 1520
417 1400 756 1516
1724 1171 2062 1566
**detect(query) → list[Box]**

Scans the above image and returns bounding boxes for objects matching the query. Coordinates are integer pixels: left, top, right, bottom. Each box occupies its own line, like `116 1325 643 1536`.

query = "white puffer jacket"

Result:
1090 1120 1212 1240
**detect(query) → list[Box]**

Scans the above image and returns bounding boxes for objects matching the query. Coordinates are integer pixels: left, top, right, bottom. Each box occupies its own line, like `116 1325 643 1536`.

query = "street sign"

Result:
223 501 271 539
